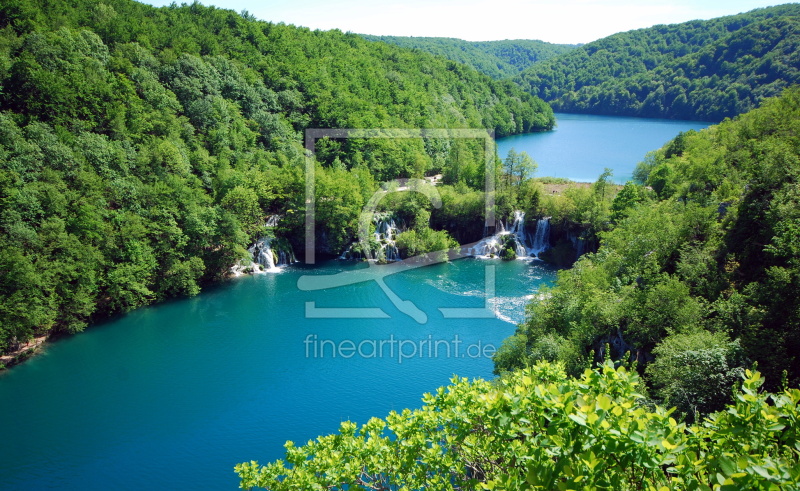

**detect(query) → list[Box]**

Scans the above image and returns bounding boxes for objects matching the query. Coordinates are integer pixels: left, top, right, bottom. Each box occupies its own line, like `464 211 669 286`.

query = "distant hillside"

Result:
361 35 577 79
514 4 800 121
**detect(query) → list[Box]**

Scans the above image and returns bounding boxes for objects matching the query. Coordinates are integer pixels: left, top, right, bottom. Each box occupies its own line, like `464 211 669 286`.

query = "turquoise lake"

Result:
0 113 712 489
0 258 556 489
497 113 711 183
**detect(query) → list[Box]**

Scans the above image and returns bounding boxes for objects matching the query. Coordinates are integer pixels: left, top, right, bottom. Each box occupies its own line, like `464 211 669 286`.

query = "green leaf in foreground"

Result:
236 362 800 490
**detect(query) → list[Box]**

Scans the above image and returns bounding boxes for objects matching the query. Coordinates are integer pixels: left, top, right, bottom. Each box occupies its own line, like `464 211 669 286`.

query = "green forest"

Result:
361 35 577 79
237 86 800 491
496 86 800 406
361 6 800 123
0 0 553 355
515 4 800 121
1 0 799 489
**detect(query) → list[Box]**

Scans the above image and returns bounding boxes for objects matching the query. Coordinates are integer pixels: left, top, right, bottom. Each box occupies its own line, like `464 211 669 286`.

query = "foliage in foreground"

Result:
236 362 800 490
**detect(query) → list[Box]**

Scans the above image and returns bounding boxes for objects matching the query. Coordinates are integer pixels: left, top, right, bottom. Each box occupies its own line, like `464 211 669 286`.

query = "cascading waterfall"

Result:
338 244 356 260
265 214 280 228
340 213 401 262
230 215 295 275
469 235 502 257
375 215 400 262
470 211 550 259
249 237 279 272
529 218 551 256
506 210 531 257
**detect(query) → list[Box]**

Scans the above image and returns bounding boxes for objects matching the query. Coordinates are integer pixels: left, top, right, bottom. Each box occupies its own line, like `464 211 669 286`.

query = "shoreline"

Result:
0 197 596 373
0 335 47 370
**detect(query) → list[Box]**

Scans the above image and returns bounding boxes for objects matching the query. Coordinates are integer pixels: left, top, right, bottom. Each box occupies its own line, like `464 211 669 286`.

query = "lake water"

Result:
0 113 714 489
0 258 556 490
497 113 711 183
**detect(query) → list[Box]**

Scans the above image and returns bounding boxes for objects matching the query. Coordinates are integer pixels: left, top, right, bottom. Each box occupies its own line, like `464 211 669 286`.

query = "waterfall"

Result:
230 216 295 275
469 235 501 257
375 214 400 262
249 237 279 272
529 218 551 256
265 214 280 228
338 243 356 260
496 218 507 234
470 212 550 259
507 210 530 257
339 213 401 262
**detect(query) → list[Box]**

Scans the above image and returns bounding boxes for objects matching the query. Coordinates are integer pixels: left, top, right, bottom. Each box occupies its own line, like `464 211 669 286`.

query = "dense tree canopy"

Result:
515 4 800 121
0 0 555 355
361 35 577 79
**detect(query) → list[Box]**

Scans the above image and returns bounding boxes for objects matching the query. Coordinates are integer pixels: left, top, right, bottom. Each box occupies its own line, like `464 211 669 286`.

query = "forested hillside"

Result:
361 35 577 79
495 87 800 419
515 4 800 121
0 0 554 356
